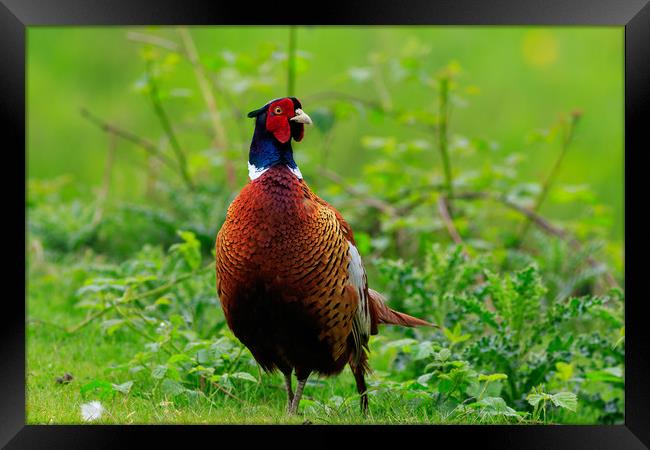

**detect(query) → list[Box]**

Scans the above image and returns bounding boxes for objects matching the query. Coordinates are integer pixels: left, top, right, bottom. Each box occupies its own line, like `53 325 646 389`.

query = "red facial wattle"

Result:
265 97 305 143
265 98 294 144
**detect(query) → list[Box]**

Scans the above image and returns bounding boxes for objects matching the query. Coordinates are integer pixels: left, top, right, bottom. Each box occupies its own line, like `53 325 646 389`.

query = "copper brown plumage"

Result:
215 97 431 414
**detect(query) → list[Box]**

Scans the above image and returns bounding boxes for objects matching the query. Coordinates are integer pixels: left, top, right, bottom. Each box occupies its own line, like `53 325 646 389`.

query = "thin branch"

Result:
126 31 180 52
318 168 398 216
65 266 211 334
145 60 195 190
371 58 392 111
91 130 117 227
64 306 113 335
123 30 249 149
209 380 247 404
518 111 582 242
302 91 436 134
113 301 184 356
317 168 619 289
453 190 619 289
114 302 166 350
177 27 236 189
437 75 454 201
145 153 160 200
27 318 68 332
80 108 183 181
287 26 297 97
437 196 463 246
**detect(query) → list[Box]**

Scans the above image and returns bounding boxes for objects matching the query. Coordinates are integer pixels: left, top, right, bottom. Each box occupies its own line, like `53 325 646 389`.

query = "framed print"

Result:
3 0 649 447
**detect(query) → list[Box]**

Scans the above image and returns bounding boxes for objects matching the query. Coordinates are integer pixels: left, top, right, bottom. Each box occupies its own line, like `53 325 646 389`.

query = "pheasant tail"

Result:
368 289 434 334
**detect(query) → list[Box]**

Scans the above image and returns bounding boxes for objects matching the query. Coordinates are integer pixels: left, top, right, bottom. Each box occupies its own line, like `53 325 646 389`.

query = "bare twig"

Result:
209 379 247 404
302 91 436 134
65 266 211 334
145 60 195 190
145 154 160 199
371 57 392 111
319 168 398 216
27 318 68 332
113 301 183 355
64 306 113 335
177 27 236 189
437 75 454 202
287 26 297 97
80 108 183 180
124 30 249 149
318 167 619 288
126 31 180 51
91 131 117 227
518 111 582 242
437 196 463 246
453 190 619 289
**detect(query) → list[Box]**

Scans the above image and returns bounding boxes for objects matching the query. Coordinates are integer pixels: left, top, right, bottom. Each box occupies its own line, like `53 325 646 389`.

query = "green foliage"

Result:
374 244 623 423
66 231 260 408
26 27 623 424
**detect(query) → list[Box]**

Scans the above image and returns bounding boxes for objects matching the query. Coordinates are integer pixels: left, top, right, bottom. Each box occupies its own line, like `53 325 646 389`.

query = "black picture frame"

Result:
3 0 649 447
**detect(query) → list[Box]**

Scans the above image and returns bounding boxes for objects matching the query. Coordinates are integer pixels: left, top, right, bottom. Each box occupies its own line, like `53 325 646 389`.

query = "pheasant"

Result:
215 97 431 415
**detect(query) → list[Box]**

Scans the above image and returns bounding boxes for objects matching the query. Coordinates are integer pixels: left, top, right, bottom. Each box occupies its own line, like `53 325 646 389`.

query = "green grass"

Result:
25 254 510 425
26 235 620 425
27 312 439 424
26 256 426 424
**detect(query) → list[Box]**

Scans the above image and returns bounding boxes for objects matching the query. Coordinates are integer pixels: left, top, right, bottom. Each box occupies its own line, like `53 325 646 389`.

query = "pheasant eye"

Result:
273 106 283 115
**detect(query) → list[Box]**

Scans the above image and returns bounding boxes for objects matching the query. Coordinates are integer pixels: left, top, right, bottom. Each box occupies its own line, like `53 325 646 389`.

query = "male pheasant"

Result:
215 97 430 415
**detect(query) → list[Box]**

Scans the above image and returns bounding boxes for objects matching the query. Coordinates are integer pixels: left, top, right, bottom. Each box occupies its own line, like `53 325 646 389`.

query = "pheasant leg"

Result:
288 377 308 415
284 372 294 413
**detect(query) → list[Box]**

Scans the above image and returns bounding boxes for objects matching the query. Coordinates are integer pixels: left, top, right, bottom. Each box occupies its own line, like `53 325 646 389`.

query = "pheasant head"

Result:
246 97 312 180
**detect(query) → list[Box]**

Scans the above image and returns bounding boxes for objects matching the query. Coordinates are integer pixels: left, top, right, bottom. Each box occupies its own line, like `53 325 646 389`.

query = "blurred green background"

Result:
27 26 623 237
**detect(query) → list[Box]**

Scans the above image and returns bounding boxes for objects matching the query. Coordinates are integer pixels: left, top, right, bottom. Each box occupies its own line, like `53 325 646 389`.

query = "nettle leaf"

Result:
196 349 211 365
550 392 578 412
526 393 547 407
417 373 434 387
216 374 234 390
414 341 435 360
437 348 451 362
101 319 125 336
145 342 161 353
169 230 201 270
443 323 471 346
188 365 214 376
478 373 508 382
230 372 258 383
473 396 520 418
383 338 418 351
169 314 185 328
151 365 168 379
437 378 453 394
161 379 186 396
111 380 134 394
129 365 146 375
167 354 192 365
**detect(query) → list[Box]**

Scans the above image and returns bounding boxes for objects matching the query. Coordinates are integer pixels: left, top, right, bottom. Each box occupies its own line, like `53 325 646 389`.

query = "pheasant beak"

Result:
290 108 312 125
